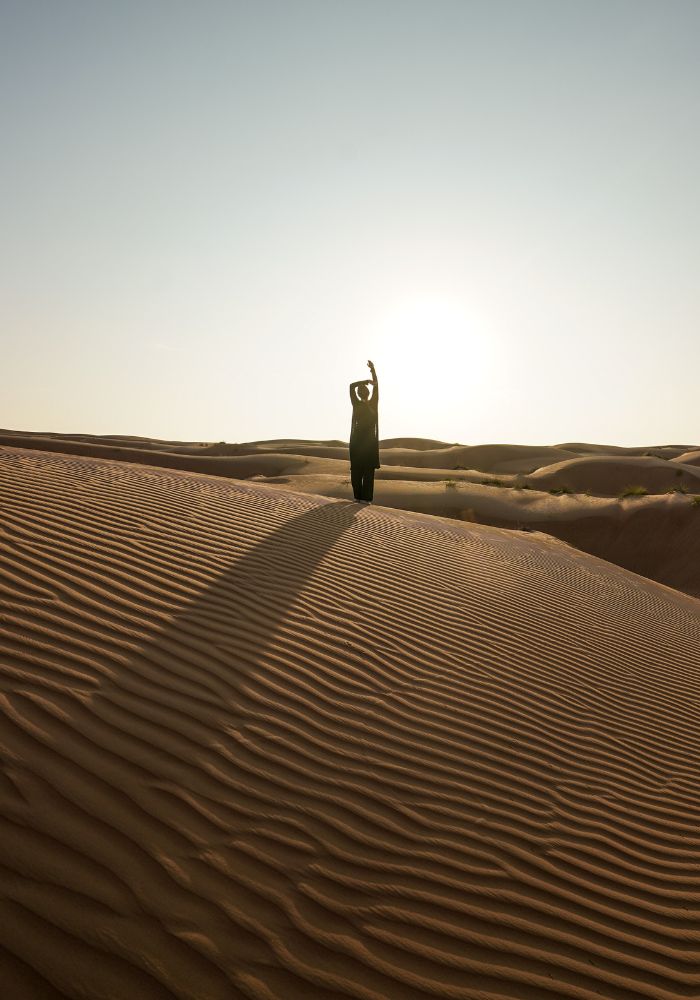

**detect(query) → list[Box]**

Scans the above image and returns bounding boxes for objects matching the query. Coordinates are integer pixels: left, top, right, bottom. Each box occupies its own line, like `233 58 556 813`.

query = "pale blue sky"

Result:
2 1 699 445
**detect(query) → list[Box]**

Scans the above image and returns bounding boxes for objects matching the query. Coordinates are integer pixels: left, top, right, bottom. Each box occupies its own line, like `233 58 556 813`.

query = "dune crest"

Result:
529 455 700 495
4 431 700 597
1 448 700 999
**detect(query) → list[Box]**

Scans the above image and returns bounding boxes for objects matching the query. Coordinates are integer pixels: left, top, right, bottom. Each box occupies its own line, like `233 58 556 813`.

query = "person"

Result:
349 360 380 503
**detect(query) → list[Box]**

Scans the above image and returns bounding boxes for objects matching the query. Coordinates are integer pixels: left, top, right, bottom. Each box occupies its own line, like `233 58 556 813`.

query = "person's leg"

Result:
362 468 375 502
350 463 363 501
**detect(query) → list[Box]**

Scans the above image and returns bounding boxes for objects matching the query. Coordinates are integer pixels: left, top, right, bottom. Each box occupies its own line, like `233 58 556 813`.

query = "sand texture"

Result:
1 446 700 999
4 431 700 598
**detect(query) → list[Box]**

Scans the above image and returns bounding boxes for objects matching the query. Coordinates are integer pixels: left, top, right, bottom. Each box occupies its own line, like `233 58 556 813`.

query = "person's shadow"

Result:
4 492 368 994
98 496 362 732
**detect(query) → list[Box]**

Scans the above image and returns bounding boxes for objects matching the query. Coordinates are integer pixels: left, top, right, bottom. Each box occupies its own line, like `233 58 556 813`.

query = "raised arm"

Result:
367 360 378 403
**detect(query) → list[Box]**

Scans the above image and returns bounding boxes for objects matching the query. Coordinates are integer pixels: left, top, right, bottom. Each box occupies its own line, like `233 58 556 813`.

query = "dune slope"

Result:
1 448 700 1000
530 455 700 496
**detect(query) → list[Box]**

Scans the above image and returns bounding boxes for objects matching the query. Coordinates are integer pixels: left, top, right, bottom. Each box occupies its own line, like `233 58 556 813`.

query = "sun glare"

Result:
371 296 497 437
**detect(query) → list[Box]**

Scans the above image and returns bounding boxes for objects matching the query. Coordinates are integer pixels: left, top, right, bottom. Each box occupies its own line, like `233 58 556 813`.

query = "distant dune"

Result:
1 447 700 999
673 449 700 466
3 430 700 599
529 454 700 496
556 442 691 459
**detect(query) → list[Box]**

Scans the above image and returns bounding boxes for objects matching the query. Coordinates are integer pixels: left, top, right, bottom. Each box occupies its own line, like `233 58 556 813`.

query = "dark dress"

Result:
349 387 379 501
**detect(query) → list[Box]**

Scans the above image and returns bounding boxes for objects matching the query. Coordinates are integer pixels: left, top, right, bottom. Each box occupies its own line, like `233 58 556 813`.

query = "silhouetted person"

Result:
349 359 380 502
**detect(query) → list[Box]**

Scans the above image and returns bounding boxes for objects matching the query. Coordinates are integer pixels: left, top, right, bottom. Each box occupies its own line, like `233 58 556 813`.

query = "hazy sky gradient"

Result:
3 0 699 445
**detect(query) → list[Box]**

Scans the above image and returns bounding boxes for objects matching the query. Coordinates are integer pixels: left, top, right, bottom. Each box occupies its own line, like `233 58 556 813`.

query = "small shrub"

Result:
619 485 648 498
480 478 505 488
549 486 574 495
692 496 700 507
668 485 688 494
444 479 458 490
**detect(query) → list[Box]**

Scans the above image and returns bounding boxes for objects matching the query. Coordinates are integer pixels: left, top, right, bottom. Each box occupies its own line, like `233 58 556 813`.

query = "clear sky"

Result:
2 0 699 446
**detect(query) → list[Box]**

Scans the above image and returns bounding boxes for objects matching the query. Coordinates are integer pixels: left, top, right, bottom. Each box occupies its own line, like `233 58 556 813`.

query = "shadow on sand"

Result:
102 495 363 744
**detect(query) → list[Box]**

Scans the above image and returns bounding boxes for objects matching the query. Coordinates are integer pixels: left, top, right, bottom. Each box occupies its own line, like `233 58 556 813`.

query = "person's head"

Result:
357 383 370 401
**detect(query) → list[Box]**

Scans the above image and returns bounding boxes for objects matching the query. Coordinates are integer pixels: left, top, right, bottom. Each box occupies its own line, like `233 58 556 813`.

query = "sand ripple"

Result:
1 448 699 999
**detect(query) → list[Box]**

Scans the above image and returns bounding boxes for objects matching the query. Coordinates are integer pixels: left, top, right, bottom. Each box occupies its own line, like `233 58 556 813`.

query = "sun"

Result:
369 296 496 437
375 295 485 360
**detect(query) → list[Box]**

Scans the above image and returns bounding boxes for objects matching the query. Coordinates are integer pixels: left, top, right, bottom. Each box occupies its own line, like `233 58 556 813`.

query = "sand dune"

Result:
334 443 578 473
673 450 700 466
0 433 335 481
3 429 695 478
529 455 700 496
5 431 700 598
240 443 578 474
547 499 700 599
442 443 579 474
374 437 453 450
1 446 700 999
265 474 700 597
557 443 692 460
0 432 578 474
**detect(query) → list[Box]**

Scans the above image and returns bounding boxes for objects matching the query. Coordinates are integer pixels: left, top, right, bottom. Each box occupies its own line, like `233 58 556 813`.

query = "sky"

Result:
2 0 700 446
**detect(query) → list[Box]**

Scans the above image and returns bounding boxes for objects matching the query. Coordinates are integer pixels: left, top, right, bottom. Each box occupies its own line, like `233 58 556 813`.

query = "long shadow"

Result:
105 495 362 741
3 493 364 995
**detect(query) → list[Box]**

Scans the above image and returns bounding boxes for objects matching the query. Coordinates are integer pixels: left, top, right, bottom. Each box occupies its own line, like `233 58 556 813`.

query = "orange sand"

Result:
3 432 700 596
1 446 700 999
